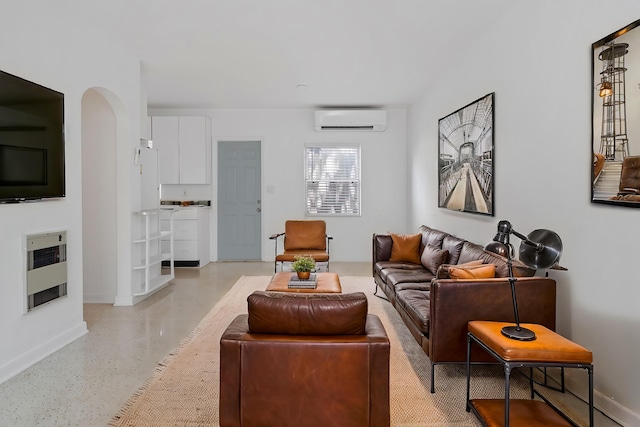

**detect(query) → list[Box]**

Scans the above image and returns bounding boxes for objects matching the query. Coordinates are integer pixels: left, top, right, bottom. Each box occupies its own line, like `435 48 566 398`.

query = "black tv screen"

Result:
0 69 65 202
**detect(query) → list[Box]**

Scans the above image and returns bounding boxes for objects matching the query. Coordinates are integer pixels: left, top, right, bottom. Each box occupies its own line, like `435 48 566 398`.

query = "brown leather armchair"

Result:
269 220 333 272
219 291 390 427
611 156 640 201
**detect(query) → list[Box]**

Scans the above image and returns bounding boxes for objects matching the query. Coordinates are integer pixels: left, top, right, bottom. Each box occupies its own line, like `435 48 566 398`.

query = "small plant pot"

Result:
296 271 311 280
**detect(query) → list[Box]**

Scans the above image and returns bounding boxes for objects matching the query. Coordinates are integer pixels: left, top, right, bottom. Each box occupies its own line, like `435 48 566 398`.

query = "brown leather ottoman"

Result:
266 272 342 293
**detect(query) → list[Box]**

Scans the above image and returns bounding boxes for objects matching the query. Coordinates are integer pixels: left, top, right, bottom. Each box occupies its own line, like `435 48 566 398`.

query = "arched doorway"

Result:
81 89 119 303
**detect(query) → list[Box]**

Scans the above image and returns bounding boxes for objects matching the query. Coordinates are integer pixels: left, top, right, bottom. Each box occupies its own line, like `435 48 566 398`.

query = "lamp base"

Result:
501 325 537 341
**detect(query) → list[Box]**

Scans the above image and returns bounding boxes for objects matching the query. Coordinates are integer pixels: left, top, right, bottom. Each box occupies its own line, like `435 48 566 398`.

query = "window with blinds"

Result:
305 145 361 216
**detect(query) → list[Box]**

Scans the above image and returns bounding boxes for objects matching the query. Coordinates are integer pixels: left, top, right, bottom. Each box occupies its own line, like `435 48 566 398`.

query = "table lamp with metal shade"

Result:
484 220 563 341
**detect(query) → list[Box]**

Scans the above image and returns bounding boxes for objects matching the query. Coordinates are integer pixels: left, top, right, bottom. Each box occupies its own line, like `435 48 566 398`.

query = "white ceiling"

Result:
78 0 507 109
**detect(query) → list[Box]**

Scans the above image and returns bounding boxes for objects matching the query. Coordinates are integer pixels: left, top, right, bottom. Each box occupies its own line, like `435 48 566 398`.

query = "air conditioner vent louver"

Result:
314 110 387 132
320 125 375 130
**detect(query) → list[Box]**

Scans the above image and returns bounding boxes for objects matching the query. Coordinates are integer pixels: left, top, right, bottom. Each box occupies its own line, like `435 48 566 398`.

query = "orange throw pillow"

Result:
448 264 496 279
389 233 422 264
435 259 485 279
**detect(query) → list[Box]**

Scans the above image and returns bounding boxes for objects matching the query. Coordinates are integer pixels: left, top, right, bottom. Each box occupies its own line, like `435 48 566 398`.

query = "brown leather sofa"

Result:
373 225 557 392
219 291 390 427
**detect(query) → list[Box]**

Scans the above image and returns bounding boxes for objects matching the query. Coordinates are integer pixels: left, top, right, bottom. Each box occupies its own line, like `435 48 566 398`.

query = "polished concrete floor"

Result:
0 262 616 427
0 262 371 427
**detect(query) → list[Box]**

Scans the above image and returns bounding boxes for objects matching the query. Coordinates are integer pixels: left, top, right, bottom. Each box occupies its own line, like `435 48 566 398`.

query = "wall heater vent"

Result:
25 231 67 312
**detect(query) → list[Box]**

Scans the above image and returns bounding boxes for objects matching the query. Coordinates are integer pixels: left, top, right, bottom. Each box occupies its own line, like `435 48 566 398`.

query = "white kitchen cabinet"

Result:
178 116 208 184
133 209 174 296
150 116 211 185
151 116 180 184
161 207 210 267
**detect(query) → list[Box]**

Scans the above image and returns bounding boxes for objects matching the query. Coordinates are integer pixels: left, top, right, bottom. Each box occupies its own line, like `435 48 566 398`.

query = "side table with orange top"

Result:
466 321 593 427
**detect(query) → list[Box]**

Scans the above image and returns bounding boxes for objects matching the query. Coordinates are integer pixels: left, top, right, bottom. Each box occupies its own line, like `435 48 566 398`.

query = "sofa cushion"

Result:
395 282 431 292
448 264 496 279
396 290 430 335
376 261 425 272
458 241 510 277
377 264 425 282
459 260 484 267
421 245 449 275
374 234 393 261
419 225 449 249
442 235 465 264
247 291 368 335
389 233 422 264
388 270 434 287
457 241 536 277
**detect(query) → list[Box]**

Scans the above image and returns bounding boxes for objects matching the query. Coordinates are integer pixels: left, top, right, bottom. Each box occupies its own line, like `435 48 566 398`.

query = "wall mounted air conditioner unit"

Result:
314 110 387 131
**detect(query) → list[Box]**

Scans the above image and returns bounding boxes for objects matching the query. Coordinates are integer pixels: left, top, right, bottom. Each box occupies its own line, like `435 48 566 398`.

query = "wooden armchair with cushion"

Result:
269 220 333 272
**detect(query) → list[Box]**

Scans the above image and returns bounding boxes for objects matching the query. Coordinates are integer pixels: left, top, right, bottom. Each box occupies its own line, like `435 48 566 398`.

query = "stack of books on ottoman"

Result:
288 274 318 289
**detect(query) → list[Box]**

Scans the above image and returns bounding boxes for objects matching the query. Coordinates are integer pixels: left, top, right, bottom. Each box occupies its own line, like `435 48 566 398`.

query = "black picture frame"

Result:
592 19 640 208
438 93 494 216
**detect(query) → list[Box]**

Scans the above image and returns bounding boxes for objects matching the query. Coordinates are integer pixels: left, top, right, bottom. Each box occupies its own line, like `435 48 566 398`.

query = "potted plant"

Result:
290 255 316 280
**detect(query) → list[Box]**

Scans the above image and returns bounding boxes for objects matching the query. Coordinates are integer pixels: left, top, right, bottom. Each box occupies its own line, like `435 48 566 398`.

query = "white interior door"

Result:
217 141 261 260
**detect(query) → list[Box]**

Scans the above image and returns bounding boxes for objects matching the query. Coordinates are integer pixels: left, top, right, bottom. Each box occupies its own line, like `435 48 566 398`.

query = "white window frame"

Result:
304 144 361 217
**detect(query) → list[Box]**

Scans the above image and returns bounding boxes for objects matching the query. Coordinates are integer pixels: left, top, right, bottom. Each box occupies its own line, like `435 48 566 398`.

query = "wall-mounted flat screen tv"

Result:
0 69 65 202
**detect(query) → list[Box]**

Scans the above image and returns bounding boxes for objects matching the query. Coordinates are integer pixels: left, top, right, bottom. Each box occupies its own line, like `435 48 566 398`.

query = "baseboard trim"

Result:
83 292 116 304
0 321 88 385
162 260 199 268
563 369 639 426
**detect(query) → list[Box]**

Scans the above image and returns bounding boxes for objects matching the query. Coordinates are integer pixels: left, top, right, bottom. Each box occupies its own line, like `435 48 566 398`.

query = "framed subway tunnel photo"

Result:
438 93 494 216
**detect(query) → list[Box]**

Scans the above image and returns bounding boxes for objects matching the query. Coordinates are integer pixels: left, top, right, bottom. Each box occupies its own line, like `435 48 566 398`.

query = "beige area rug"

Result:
109 276 590 427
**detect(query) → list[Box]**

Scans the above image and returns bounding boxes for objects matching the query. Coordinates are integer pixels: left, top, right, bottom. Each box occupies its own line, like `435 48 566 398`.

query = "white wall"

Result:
0 4 141 382
149 108 408 262
408 2 640 425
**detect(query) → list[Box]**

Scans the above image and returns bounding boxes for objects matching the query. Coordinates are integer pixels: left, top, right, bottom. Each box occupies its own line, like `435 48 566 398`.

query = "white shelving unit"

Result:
133 208 175 296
